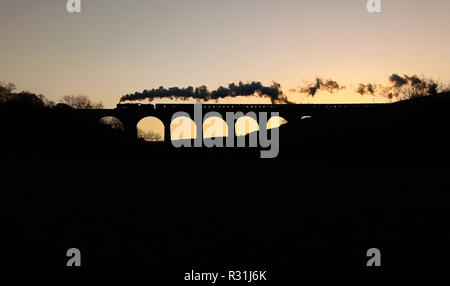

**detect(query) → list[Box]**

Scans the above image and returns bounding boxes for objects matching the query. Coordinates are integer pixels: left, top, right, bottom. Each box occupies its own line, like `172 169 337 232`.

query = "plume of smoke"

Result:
357 74 442 100
386 74 439 99
389 74 409 88
356 83 377 96
404 75 422 87
295 78 345 97
120 81 292 104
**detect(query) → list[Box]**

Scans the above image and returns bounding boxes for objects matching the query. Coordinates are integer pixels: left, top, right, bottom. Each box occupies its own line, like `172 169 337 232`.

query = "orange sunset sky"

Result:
1 0 450 109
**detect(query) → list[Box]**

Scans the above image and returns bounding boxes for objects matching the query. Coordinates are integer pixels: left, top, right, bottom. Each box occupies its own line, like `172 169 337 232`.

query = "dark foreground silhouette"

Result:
1 93 450 271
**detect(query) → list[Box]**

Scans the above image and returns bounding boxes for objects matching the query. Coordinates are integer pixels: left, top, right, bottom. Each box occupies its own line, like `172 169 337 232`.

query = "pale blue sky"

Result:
1 0 449 107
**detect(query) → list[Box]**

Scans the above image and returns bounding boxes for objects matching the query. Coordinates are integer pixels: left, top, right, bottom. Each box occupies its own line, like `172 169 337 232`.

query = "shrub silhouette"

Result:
62 95 103 109
138 129 163 142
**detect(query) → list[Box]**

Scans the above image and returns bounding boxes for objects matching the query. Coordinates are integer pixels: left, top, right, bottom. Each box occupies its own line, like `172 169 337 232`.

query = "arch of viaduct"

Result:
72 103 390 142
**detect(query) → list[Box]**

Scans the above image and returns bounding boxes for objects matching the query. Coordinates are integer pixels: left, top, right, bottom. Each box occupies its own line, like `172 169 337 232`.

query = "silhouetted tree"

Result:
383 75 449 101
138 129 162 142
0 81 16 98
36 94 55 107
355 75 450 101
401 78 440 99
1 81 55 108
7 91 46 107
62 95 103 109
